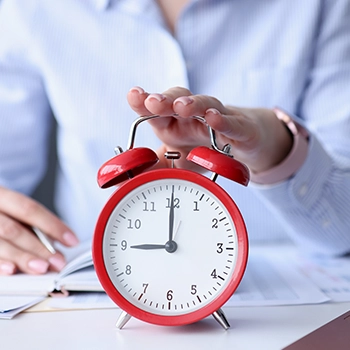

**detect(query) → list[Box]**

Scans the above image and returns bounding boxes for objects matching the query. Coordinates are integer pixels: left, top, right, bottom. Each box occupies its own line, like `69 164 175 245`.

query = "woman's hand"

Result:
0 186 79 275
127 86 293 173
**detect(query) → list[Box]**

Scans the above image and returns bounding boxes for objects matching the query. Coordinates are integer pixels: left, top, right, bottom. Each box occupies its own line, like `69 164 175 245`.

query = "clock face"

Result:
94 169 248 326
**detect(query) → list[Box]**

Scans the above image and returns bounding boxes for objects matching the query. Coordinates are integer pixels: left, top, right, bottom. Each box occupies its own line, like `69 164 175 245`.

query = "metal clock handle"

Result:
126 114 230 156
191 115 233 158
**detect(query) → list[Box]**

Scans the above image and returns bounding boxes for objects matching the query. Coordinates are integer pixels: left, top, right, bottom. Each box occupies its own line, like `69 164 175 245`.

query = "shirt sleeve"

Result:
251 0 350 256
0 0 52 195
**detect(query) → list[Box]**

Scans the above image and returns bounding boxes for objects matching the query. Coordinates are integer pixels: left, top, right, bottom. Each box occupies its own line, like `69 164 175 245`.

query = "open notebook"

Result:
0 242 103 318
0 250 102 296
0 241 102 296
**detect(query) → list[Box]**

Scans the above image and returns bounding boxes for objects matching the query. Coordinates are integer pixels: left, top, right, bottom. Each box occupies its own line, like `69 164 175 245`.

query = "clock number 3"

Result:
217 243 224 254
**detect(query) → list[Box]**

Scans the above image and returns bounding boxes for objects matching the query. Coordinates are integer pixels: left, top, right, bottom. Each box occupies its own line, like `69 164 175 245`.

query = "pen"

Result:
32 227 57 254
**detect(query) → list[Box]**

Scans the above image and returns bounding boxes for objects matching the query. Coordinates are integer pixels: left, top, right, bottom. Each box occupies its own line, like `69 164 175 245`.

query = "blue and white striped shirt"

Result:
0 0 349 255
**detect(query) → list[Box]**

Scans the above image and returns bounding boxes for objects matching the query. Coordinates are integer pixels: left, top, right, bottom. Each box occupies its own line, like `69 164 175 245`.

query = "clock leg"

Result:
115 310 132 329
212 308 230 330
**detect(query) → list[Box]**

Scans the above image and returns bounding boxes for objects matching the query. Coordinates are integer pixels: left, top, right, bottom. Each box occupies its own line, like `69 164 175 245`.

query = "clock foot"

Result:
115 310 132 329
212 308 230 330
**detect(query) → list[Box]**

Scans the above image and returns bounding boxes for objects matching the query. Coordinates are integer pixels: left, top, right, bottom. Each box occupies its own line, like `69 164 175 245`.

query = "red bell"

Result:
187 146 250 186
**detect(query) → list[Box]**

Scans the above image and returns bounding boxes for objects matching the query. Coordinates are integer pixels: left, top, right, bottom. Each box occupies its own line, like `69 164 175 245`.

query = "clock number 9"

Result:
121 240 127 250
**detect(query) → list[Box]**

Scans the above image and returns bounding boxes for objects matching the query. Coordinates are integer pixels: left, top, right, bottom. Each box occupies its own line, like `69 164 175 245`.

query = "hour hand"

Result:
130 244 166 250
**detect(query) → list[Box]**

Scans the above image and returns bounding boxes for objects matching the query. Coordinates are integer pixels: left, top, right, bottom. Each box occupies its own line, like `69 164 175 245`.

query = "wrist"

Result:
250 108 309 185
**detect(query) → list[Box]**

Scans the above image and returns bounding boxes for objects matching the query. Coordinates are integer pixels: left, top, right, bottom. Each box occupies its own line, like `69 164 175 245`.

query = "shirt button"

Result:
298 184 308 197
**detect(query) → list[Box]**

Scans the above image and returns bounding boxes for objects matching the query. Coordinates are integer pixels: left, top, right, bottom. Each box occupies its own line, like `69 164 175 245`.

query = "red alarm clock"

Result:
93 115 249 329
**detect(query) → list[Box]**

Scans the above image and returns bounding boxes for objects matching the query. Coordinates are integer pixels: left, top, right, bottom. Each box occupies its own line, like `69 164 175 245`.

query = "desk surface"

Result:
1 302 349 350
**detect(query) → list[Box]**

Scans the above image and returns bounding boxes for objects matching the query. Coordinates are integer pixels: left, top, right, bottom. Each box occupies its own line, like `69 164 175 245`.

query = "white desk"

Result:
1 302 349 350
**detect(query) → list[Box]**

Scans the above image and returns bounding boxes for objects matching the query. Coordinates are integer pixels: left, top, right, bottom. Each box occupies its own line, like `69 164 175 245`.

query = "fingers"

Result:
128 86 231 134
126 86 256 154
127 86 150 115
127 86 263 160
127 86 292 175
0 213 67 274
0 259 16 275
145 86 193 116
0 186 80 274
0 237 49 275
128 85 227 118
0 187 79 248
128 86 192 116
204 108 255 143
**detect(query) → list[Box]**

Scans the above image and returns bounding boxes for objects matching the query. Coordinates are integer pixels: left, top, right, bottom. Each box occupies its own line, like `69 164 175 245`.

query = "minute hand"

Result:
169 186 175 243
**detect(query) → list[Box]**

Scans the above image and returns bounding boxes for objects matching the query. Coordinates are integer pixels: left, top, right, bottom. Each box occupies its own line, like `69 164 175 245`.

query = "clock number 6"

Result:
166 290 174 301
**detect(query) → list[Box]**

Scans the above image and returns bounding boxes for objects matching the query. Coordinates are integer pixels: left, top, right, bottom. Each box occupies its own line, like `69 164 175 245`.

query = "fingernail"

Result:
129 86 145 94
174 96 194 106
63 231 79 246
206 108 220 115
28 259 49 274
147 93 166 102
0 262 15 275
49 255 66 271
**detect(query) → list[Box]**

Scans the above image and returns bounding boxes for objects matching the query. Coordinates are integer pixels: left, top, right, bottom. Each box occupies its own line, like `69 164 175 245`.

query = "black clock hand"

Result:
169 185 175 243
130 244 166 250
165 185 178 253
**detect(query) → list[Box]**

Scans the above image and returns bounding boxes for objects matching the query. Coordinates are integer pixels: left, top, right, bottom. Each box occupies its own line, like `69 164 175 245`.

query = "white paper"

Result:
295 253 350 302
0 296 45 319
226 250 329 307
48 292 116 310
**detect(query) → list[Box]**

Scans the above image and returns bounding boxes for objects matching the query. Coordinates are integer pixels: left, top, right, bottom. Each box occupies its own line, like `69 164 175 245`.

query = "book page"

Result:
0 296 46 319
0 240 94 296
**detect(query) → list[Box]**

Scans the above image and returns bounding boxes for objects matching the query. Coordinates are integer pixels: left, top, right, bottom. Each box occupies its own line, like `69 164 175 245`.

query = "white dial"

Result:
101 175 242 316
